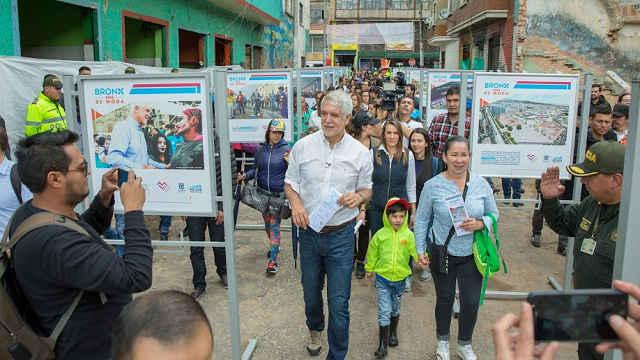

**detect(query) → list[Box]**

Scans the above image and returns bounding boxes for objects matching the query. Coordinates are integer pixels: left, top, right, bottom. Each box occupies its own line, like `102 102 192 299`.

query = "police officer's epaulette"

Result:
31 98 39 104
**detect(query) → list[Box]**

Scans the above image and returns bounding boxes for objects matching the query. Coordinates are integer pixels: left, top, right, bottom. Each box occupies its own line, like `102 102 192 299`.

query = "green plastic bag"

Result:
473 214 507 305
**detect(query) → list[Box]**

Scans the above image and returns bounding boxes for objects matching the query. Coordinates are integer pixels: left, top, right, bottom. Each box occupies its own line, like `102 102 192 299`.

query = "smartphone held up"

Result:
527 289 628 343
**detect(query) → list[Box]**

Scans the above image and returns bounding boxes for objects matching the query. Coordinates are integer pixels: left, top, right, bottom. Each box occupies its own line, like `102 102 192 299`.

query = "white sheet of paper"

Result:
444 193 473 236
309 188 343 232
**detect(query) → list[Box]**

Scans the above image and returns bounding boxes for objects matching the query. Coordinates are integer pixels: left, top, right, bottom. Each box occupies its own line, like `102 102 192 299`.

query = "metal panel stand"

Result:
214 70 258 360
605 80 640 360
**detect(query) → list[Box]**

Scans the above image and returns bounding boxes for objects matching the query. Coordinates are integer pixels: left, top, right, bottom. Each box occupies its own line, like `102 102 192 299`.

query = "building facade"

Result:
426 0 638 97
0 0 309 69
306 0 441 69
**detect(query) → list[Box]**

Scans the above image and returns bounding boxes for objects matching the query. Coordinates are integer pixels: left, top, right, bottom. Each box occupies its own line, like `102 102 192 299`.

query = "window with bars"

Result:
360 0 385 9
336 0 357 9
387 0 414 9
310 5 324 24
310 35 325 53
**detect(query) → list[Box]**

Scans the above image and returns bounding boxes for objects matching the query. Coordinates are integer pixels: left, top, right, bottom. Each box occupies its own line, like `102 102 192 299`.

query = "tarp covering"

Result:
0 56 242 156
326 22 414 46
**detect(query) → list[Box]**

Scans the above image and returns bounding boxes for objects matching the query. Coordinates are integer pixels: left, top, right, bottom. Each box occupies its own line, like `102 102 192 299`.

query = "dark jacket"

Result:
245 139 290 193
8 196 152 360
370 146 409 209
543 196 619 289
213 130 237 211
577 95 610 117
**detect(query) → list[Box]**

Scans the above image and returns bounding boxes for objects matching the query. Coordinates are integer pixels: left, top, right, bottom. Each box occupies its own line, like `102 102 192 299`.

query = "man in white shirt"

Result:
285 90 373 359
394 96 423 148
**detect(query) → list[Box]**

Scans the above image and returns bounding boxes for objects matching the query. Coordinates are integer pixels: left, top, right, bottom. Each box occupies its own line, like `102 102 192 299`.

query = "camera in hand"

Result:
381 71 407 111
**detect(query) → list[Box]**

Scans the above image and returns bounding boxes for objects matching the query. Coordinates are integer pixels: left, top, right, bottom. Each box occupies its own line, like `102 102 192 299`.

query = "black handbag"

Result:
241 146 269 212
428 172 469 274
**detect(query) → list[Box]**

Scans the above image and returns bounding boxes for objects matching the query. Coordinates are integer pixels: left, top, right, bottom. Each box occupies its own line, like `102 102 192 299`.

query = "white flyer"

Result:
309 188 343 232
444 193 473 236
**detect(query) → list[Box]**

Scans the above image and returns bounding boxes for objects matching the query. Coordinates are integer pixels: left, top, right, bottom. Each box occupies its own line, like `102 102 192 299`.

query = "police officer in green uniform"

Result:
25 74 67 136
539 140 625 360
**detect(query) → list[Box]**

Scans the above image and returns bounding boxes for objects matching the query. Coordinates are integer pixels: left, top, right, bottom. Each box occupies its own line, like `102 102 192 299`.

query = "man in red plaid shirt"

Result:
429 86 471 158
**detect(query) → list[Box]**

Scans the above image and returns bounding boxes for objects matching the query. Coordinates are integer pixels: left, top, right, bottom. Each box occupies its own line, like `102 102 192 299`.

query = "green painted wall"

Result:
124 17 156 58
0 0 289 68
18 0 83 46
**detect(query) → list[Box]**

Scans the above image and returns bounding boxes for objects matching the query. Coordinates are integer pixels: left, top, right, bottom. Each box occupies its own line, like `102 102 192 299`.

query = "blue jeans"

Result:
501 178 522 199
187 216 227 291
376 275 406 326
159 215 172 233
103 214 126 257
299 222 354 360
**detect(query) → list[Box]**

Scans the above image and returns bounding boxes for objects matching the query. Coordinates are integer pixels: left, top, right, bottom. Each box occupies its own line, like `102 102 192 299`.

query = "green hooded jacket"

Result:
365 198 418 282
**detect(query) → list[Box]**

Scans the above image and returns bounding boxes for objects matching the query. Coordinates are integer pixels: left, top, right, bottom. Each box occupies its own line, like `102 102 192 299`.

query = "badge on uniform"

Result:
581 237 596 255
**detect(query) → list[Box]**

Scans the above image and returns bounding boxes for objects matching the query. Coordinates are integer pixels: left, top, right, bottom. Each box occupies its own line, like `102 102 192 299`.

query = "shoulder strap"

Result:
1 211 89 254
443 172 470 248
49 290 84 343
253 145 264 185
10 164 22 204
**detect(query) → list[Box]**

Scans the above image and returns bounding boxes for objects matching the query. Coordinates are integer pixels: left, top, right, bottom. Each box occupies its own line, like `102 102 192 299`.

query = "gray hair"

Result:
321 90 353 119
130 102 150 116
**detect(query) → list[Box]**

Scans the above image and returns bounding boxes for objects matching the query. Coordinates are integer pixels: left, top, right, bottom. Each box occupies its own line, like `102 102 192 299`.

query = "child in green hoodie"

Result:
365 198 425 358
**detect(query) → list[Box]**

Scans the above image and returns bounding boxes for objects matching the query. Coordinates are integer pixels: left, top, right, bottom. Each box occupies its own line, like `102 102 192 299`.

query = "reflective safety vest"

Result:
25 92 67 136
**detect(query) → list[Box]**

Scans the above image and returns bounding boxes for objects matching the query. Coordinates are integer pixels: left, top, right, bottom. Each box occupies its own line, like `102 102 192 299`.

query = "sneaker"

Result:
266 261 278 275
490 185 500 194
190 288 205 301
456 344 477 360
513 202 523 207
355 262 366 279
531 234 541 248
557 247 567 256
420 268 432 282
404 275 413 292
436 340 450 360
220 275 228 289
160 232 168 241
520 187 526 194
306 330 322 356
182 225 189 238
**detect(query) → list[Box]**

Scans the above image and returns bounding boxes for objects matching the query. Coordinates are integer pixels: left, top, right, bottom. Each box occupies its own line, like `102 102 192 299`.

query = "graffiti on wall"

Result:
263 12 294 68
526 13 640 85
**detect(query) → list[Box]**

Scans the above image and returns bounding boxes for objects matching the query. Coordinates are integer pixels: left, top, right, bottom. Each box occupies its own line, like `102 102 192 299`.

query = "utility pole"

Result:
294 0 299 68
322 0 327 67
419 0 424 67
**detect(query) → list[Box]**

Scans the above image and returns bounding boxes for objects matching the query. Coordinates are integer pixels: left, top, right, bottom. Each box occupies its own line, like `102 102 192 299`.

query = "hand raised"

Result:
539 166 566 199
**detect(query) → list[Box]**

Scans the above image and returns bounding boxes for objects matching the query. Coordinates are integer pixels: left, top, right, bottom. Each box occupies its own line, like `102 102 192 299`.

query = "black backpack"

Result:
0 209 87 359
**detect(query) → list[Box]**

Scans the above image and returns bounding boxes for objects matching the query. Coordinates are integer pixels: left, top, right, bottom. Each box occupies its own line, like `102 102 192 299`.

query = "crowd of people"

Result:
0 65 637 360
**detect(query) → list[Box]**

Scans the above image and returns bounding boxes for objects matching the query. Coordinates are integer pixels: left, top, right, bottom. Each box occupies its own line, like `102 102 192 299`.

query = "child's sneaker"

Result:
456 344 477 360
404 274 413 292
266 261 278 275
436 340 449 360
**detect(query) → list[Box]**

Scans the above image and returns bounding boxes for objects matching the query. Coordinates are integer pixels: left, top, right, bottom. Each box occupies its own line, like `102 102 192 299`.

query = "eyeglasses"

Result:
67 160 88 176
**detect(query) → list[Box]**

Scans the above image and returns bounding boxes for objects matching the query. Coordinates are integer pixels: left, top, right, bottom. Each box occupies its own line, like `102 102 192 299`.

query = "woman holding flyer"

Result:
413 135 498 360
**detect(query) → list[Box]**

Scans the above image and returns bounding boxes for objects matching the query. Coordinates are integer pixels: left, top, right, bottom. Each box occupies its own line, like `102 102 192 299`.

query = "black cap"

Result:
43 75 63 89
352 111 380 127
612 104 629 118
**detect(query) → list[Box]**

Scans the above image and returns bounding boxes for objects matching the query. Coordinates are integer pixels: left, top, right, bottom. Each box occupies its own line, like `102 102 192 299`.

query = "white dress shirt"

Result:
285 130 373 226
0 157 33 240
